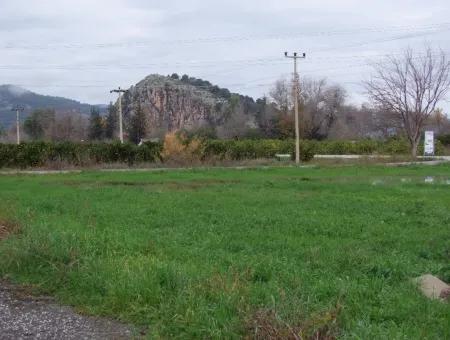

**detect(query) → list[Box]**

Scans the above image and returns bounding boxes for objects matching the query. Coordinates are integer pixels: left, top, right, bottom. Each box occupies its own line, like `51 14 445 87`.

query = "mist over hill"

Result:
0 85 95 128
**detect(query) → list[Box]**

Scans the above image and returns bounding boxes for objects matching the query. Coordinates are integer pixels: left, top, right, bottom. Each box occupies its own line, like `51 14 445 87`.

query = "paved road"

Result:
0 282 134 340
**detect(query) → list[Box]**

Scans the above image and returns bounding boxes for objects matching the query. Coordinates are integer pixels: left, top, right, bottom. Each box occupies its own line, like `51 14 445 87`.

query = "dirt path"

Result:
0 164 314 176
0 282 134 340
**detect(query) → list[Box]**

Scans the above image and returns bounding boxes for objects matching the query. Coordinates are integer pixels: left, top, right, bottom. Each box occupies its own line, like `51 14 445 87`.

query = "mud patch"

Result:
165 179 241 191
58 179 241 191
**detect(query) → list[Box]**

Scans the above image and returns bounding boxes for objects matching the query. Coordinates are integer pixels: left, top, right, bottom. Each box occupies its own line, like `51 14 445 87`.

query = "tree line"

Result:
1 46 449 157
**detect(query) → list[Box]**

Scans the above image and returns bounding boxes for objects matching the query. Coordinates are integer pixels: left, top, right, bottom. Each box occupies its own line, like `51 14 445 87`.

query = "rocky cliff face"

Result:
121 75 256 137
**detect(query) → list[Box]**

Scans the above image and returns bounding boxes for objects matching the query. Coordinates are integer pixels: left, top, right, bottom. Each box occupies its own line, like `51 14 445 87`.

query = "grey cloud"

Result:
0 0 449 110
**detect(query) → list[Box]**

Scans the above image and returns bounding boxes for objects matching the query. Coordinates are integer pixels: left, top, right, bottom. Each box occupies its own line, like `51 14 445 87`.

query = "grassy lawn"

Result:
0 164 449 339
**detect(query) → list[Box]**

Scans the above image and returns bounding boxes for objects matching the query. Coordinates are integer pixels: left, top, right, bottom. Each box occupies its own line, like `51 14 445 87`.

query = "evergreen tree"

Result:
129 103 147 144
105 103 117 139
88 106 104 140
24 108 55 140
24 115 44 140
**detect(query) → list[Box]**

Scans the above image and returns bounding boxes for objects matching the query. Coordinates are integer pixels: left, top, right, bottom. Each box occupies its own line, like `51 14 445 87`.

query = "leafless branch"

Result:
364 46 450 156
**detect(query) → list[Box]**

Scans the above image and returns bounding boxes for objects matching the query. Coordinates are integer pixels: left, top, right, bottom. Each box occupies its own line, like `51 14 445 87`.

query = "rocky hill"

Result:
0 85 93 128
121 74 259 137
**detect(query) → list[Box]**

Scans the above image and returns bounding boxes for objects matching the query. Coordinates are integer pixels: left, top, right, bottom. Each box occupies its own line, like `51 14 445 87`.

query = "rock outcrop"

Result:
121 75 257 136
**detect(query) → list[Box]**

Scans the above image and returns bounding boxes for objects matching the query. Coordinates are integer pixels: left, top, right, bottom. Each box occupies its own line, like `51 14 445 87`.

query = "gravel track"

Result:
0 282 134 340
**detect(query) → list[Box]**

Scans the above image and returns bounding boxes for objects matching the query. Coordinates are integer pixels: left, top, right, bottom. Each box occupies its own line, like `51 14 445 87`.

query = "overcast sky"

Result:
1 0 449 110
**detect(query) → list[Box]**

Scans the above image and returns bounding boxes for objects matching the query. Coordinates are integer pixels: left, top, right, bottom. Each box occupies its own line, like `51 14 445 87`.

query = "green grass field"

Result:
0 165 449 339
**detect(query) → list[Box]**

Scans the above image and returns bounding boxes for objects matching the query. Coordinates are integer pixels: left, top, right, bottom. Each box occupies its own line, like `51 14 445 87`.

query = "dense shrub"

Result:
0 137 446 169
438 134 450 146
204 139 291 160
379 138 445 156
203 139 315 161
0 142 162 169
161 132 204 164
312 140 379 155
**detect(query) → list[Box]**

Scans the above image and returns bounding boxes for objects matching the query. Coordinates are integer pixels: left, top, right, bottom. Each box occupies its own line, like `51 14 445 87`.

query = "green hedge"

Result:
0 138 446 169
204 139 315 161
0 141 162 168
203 138 445 161
438 134 450 146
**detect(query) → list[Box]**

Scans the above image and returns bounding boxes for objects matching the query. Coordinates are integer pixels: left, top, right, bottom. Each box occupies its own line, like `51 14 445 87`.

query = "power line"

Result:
3 59 440 91
4 52 449 98
313 28 450 53
2 22 450 50
2 50 448 72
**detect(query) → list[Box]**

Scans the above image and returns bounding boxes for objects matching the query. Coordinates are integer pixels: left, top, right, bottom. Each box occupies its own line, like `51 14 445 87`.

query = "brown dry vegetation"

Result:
246 304 341 340
440 288 450 301
161 131 204 165
58 178 240 191
0 219 20 241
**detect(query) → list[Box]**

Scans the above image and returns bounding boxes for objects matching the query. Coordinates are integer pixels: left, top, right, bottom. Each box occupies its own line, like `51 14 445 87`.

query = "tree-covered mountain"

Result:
0 85 93 128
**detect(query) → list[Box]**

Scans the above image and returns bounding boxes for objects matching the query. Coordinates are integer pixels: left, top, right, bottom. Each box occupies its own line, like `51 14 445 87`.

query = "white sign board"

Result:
424 131 435 156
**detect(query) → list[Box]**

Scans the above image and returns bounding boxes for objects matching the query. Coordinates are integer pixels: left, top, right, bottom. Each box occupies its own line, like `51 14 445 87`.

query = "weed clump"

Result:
246 305 341 340
0 219 20 240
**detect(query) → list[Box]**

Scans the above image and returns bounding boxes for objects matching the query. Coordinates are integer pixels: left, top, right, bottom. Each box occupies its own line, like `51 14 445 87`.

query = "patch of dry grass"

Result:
246 305 341 340
0 219 20 240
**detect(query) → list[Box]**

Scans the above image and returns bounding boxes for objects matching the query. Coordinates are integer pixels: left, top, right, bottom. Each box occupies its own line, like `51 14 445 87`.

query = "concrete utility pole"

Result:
110 87 126 143
284 52 306 164
11 105 24 145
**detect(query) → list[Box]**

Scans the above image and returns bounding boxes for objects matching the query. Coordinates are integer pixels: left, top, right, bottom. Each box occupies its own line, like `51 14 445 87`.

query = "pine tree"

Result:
105 103 117 139
88 106 104 140
24 109 56 140
129 103 147 144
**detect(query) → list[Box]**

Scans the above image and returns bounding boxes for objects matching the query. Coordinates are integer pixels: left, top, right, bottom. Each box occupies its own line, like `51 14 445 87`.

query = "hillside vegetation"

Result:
0 85 92 128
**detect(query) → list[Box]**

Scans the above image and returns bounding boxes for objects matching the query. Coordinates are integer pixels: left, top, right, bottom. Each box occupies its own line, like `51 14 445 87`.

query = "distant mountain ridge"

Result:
0 85 95 128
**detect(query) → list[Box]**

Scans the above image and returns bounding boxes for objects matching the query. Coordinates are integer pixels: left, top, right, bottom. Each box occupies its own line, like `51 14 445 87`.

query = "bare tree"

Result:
267 77 346 139
300 78 346 139
269 78 292 115
365 47 450 156
217 109 255 139
426 108 450 135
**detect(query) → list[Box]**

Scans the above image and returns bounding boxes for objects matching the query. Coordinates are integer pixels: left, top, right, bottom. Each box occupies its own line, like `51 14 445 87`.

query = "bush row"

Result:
203 138 445 160
203 139 314 161
0 138 445 168
0 141 162 168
